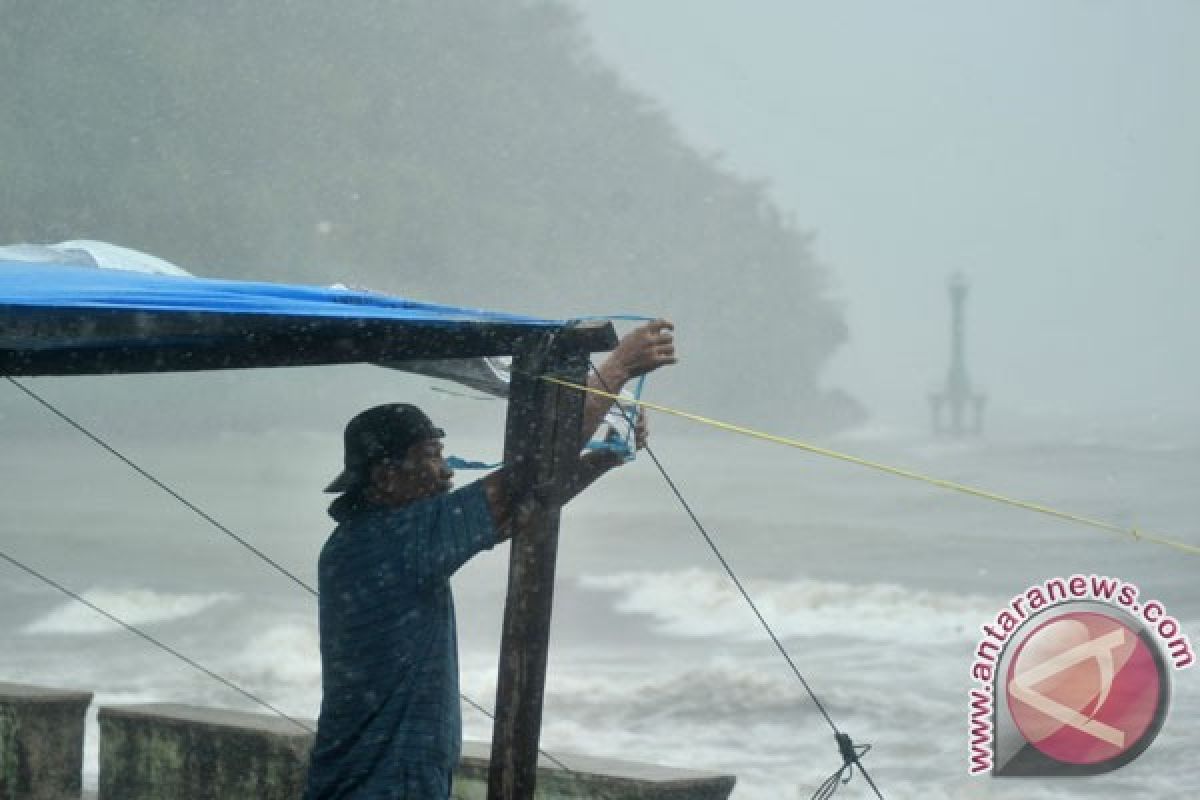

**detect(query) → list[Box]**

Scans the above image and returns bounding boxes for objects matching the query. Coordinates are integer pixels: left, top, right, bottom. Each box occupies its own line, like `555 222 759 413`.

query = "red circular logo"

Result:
1005 610 1164 766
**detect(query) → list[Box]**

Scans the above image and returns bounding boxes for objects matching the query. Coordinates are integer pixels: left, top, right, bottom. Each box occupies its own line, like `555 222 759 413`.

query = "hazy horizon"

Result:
574 1 1199 432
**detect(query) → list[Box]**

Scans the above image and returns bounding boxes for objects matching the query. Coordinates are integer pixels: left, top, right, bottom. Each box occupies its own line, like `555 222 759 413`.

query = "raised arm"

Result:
479 320 674 539
581 319 675 440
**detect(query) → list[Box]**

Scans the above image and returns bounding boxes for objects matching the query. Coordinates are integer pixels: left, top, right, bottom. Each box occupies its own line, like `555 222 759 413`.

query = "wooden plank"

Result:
488 331 591 800
0 311 616 376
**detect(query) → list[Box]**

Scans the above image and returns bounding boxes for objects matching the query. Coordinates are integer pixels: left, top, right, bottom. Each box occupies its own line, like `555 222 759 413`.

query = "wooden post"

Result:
487 330 590 800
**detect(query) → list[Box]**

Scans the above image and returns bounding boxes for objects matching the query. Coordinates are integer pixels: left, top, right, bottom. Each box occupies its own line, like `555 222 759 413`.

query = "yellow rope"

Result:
545 376 1200 558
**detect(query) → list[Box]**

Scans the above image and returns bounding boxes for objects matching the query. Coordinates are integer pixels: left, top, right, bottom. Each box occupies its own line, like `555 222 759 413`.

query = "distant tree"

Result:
0 0 861 431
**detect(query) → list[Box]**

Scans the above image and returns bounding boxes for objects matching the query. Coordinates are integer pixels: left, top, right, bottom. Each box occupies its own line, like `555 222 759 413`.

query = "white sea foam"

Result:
227 621 321 689
22 588 236 634
578 569 997 645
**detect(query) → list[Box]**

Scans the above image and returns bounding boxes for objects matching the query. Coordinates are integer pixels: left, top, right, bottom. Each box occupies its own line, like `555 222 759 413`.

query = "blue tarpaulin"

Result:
0 257 613 379
0 260 562 325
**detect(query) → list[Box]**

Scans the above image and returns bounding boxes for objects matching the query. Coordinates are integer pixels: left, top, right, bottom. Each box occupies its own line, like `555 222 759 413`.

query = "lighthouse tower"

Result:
929 272 985 435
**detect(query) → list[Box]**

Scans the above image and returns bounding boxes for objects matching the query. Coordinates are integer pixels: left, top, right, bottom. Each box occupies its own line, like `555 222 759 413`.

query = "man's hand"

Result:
584 320 676 439
605 319 676 383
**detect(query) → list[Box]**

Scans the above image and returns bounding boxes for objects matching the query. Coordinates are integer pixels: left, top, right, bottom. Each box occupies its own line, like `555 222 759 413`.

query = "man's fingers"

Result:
645 320 676 364
641 319 674 343
646 318 674 333
610 318 678 379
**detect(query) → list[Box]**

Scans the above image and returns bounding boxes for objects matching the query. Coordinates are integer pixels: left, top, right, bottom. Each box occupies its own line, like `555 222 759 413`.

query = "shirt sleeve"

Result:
388 480 497 588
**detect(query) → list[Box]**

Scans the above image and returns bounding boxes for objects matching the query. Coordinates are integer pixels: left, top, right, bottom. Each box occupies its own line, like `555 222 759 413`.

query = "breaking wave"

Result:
23 588 236 635
578 569 997 645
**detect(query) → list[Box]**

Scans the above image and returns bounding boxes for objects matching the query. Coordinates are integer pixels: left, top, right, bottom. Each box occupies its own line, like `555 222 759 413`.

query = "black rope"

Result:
0 547 313 733
585 363 885 800
814 734 874 800
3 376 581 773
5 377 314 596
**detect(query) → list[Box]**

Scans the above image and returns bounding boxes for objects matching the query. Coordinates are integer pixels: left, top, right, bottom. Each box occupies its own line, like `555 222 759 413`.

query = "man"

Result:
304 320 676 799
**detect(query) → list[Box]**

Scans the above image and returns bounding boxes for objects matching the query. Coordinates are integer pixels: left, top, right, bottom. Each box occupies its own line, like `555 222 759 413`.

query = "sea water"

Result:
1 406 1196 798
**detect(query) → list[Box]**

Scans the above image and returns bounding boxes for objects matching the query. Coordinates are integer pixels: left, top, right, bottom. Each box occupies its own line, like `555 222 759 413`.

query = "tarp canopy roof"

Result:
0 260 615 383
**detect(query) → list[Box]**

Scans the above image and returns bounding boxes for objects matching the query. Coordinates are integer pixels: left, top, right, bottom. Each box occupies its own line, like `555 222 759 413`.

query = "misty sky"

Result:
574 1 1198 432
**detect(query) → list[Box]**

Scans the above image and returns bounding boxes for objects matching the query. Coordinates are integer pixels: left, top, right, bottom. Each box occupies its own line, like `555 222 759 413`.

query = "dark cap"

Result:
325 403 445 493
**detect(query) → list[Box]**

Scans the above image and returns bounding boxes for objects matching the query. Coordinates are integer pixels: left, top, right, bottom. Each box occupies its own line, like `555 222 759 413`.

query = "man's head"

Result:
326 403 454 504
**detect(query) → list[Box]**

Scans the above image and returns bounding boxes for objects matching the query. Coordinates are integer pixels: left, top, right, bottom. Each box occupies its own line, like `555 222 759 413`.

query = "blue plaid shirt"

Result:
305 481 496 799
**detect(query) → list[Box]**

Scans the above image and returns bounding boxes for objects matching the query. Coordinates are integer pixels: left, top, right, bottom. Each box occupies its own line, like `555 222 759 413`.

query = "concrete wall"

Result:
0 682 91 800
453 742 736 800
0 684 735 800
98 704 312 800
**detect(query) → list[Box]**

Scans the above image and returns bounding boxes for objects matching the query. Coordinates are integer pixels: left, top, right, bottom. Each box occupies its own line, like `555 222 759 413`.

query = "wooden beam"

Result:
488 330 591 800
0 310 617 376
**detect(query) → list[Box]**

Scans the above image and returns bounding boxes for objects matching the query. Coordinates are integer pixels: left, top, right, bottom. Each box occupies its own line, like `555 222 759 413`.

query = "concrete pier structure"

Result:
98 704 313 800
3 686 736 799
0 682 91 800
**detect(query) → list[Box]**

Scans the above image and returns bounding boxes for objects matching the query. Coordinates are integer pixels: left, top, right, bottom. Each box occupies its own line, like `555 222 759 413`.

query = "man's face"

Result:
395 436 454 499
